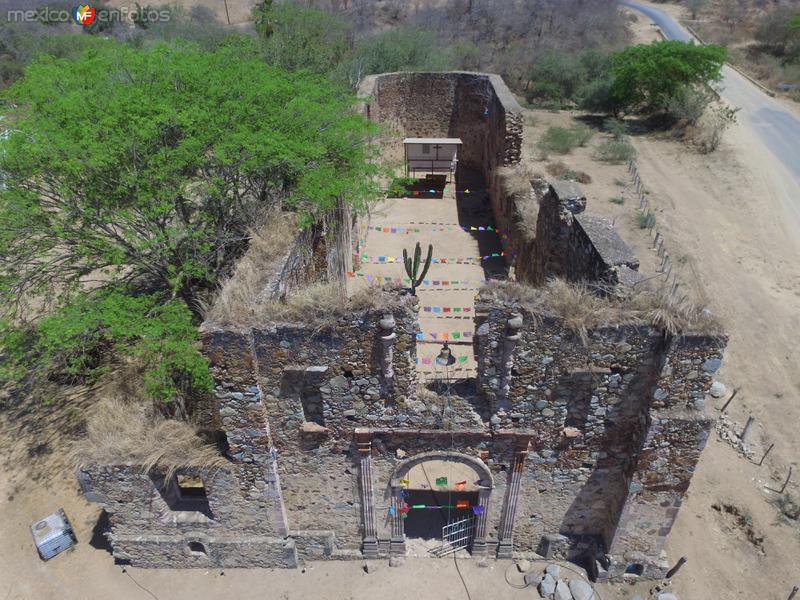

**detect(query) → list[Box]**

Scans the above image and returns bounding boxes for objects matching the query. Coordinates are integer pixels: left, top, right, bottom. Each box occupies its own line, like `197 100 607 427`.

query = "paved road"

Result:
621 1 800 183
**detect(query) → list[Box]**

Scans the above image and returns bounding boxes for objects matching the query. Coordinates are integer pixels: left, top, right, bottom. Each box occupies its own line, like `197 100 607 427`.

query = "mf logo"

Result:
73 4 96 26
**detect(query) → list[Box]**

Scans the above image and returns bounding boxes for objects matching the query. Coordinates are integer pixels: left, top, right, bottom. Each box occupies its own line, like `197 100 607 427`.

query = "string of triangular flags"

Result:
389 503 484 516
354 252 509 264
421 306 472 313
416 355 471 365
415 331 472 341
391 187 489 196
363 224 502 234
345 271 490 287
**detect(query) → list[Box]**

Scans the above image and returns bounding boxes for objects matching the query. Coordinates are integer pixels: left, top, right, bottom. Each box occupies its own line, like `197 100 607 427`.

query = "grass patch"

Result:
538 125 594 156
204 210 296 323
72 398 227 476
609 196 625 205
594 139 636 163
387 175 416 198
772 493 800 524
480 278 720 340
637 212 656 229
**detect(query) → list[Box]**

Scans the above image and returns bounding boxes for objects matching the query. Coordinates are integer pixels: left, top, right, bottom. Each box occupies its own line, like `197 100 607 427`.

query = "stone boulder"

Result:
554 580 573 600
568 579 595 600
539 573 556 598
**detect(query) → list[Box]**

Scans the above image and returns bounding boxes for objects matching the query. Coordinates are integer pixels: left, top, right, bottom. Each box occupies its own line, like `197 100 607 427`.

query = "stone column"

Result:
498 313 523 402
355 429 379 559
379 314 396 389
497 436 530 558
472 487 492 556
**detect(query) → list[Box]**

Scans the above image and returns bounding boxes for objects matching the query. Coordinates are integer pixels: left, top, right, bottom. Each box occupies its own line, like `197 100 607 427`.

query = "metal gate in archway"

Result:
429 515 475 557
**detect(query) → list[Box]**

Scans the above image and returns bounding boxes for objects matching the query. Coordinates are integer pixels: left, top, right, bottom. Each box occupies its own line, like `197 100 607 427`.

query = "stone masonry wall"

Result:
79 286 725 576
474 288 727 577
358 71 523 180
76 465 296 568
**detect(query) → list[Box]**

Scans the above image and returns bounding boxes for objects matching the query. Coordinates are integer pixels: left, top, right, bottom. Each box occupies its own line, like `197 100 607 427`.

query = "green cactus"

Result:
403 242 433 296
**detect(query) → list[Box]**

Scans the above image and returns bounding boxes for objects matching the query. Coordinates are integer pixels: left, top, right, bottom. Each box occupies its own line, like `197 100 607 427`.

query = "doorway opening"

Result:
403 489 478 541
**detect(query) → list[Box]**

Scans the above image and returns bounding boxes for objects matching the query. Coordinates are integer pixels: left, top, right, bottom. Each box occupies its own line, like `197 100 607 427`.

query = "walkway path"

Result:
351 171 506 383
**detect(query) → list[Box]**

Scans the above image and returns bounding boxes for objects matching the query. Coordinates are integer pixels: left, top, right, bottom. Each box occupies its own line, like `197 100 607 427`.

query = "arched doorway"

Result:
388 452 493 557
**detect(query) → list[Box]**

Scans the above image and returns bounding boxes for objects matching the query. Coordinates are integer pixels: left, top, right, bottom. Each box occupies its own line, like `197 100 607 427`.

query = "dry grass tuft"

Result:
223 281 407 329
205 210 296 324
481 278 721 342
72 398 227 477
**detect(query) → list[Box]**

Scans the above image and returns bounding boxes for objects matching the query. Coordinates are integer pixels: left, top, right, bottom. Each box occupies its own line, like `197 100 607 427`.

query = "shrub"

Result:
772 493 800 523
609 196 625 204
525 50 587 104
340 27 453 89
636 212 656 229
594 139 636 163
537 126 594 156
259 3 351 74
387 175 416 197
578 76 617 114
545 161 568 177
603 117 629 141
525 48 613 106
665 87 713 126
610 41 727 112
0 291 212 403
692 105 739 153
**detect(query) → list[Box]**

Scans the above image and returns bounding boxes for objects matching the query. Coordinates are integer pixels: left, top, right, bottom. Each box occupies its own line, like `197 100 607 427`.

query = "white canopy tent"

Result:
403 137 462 177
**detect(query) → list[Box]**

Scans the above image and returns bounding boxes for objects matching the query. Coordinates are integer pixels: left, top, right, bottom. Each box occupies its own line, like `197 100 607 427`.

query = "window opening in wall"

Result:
422 143 431 154
177 475 207 499
625 563 644 576
188 541 208 557
300 386 325 427
150 472 213 519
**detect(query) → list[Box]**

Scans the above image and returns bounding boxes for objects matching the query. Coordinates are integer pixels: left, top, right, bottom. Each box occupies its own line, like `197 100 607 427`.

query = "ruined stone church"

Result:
77 71 726 581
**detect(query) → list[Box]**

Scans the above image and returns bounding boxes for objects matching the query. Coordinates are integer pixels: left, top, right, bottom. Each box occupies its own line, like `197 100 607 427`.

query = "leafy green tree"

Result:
258 3 352 74
525 50 587 104
0 40 378 311
0 290 211 406
609 41 727 112
339 28 452 89
0 40 379 403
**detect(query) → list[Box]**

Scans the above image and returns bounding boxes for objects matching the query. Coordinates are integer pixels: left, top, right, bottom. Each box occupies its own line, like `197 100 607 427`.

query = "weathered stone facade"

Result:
79 289 726 578
78 71 726 582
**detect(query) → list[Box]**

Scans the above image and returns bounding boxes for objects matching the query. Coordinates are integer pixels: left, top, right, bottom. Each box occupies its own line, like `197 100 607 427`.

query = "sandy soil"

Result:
521 103 800 599
3 3 800 598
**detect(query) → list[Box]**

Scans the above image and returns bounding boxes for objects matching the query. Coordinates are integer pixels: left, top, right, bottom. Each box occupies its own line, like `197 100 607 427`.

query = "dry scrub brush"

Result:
481 278 720 342
72 398 227 477
211 279 407 329
204 211 297 323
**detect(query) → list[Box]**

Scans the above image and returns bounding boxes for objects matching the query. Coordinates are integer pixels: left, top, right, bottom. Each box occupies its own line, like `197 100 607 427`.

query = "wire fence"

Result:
626 158 685 300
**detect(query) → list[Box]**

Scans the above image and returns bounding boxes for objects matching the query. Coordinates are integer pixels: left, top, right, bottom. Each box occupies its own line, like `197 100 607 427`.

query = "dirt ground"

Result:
2 4 800 600
105 0 259 25
519 93 800 597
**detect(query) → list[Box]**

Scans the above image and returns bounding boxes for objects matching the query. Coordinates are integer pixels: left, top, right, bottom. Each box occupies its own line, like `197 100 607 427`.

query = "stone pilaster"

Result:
472 487 492 556
389 482 407 556
355 429 379 558
497 436 530 558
